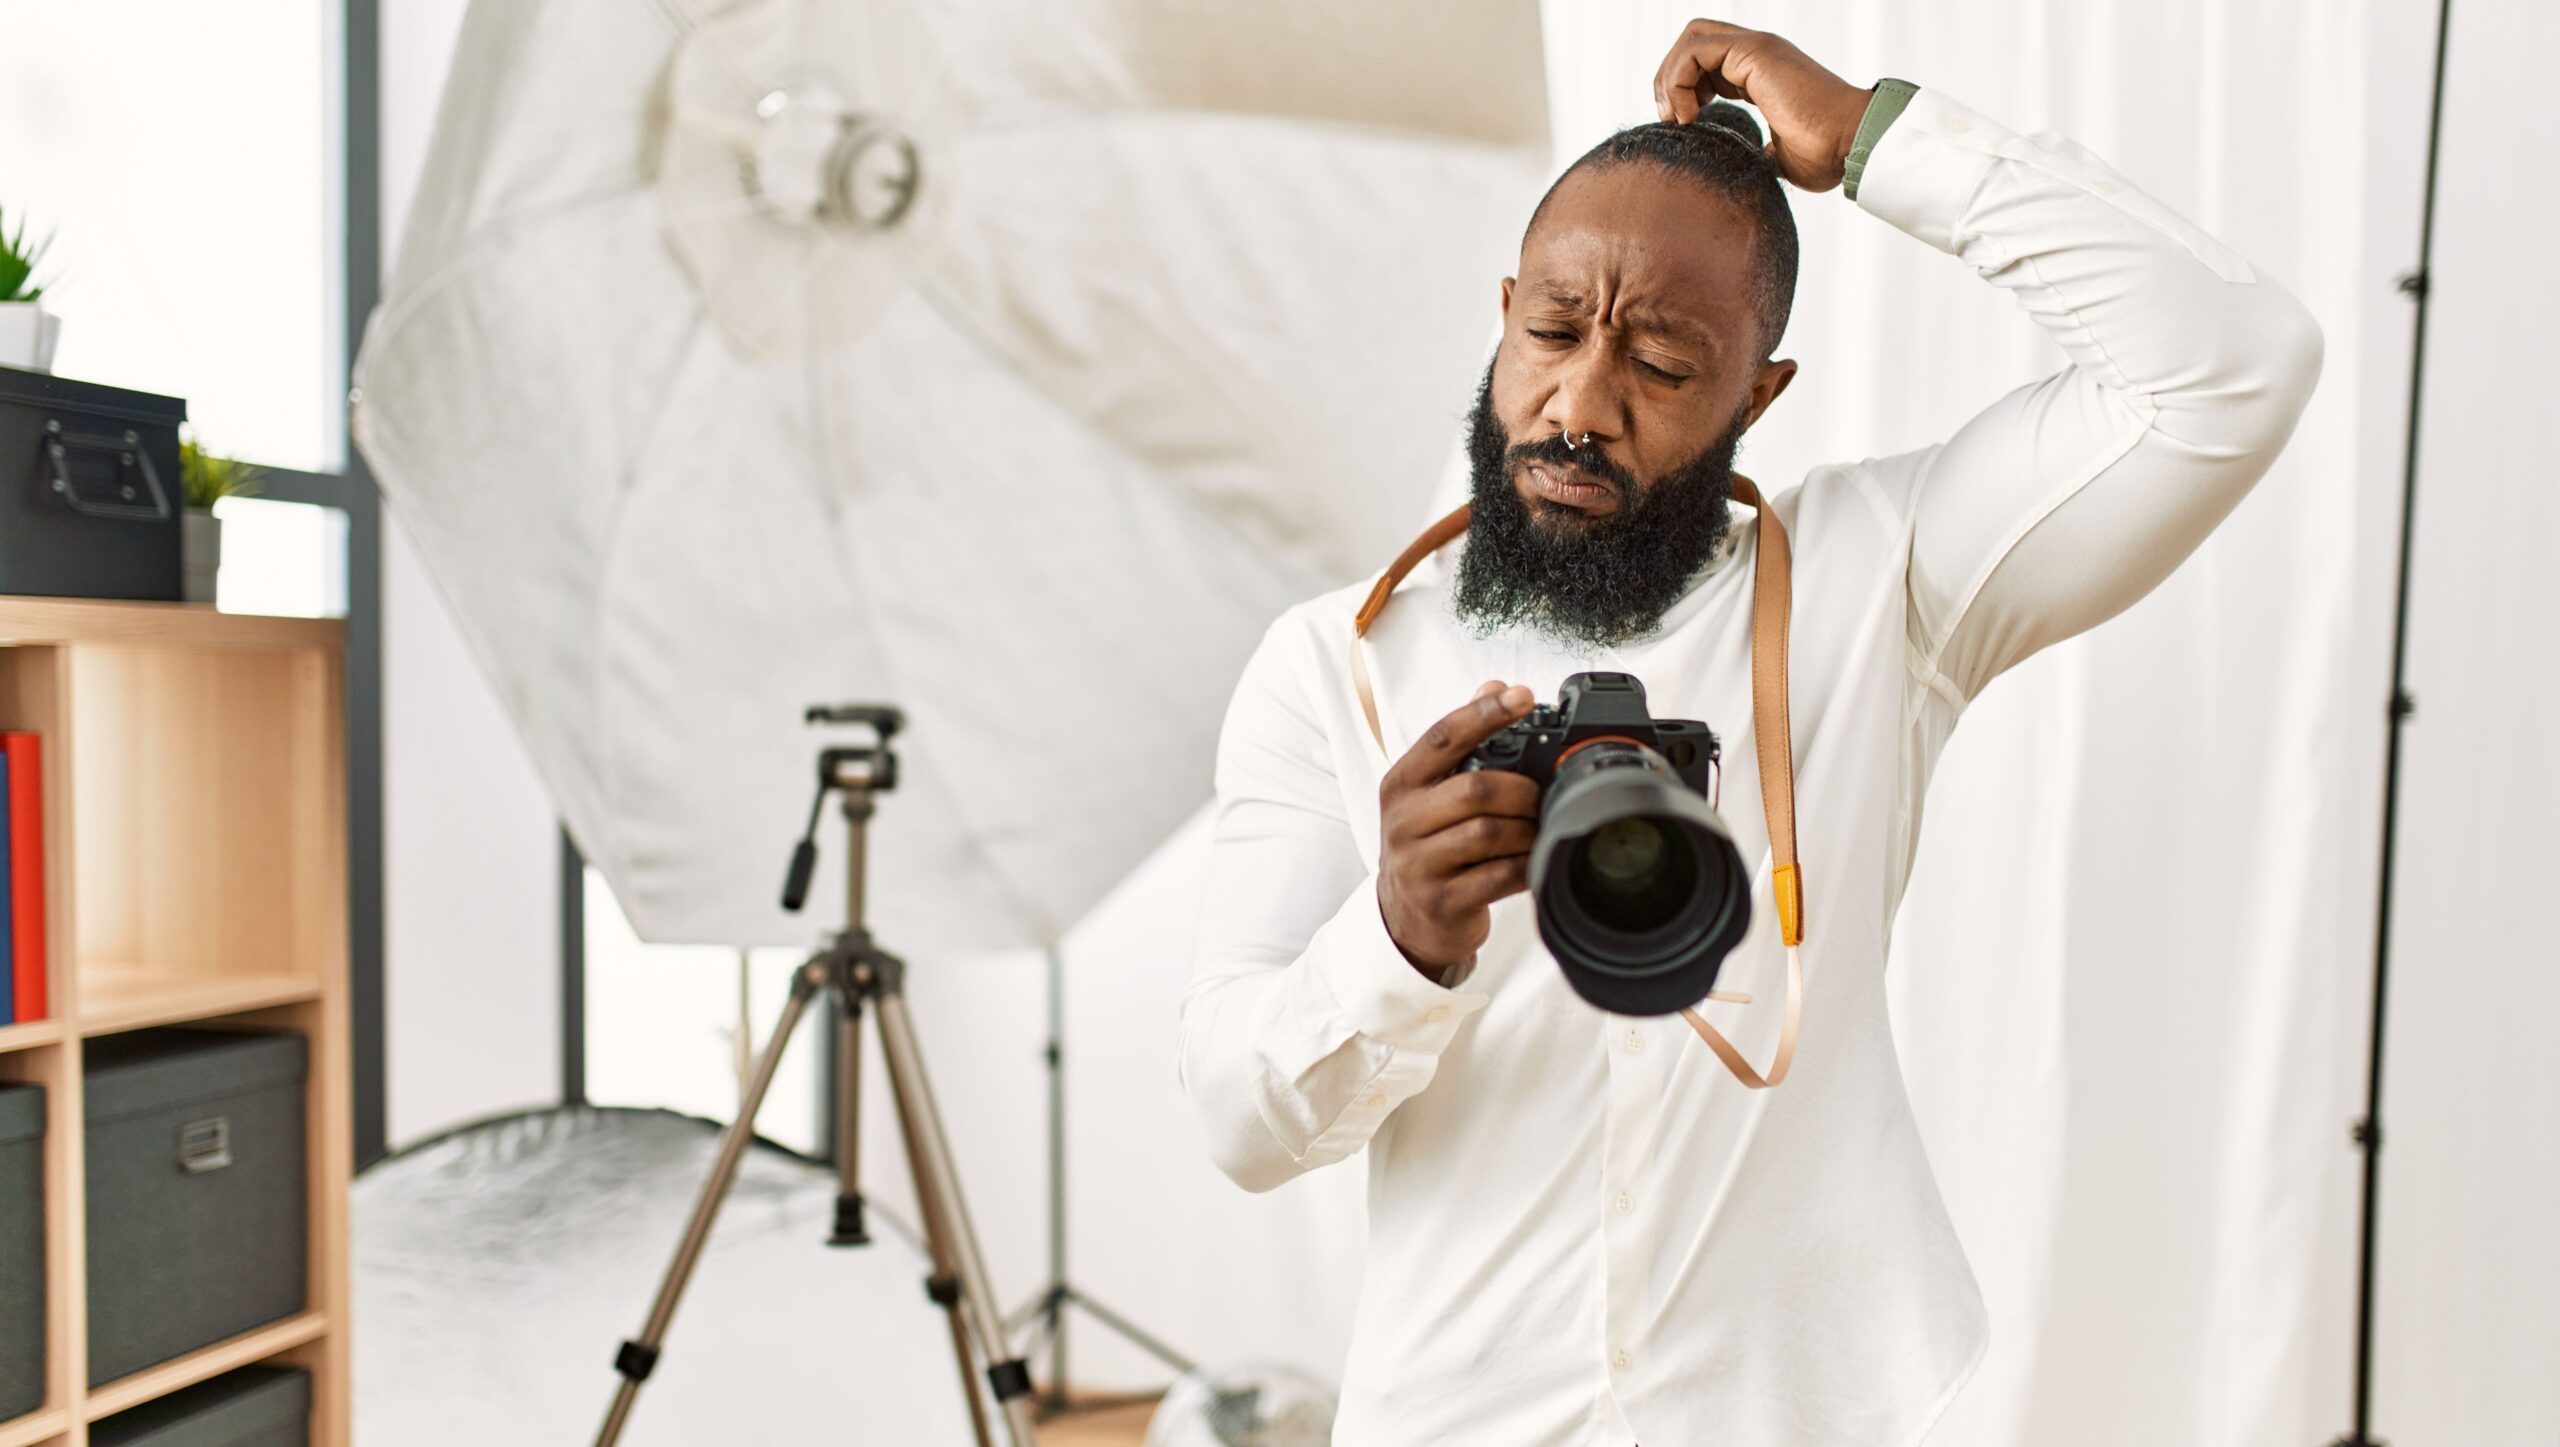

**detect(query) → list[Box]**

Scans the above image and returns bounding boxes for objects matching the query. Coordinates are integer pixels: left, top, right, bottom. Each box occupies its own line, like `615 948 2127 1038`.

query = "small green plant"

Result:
0 204 52 304
179 435 264 510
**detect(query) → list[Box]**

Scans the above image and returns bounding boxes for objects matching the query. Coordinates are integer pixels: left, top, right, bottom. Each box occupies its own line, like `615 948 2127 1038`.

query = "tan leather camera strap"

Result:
1349 475 1803 1089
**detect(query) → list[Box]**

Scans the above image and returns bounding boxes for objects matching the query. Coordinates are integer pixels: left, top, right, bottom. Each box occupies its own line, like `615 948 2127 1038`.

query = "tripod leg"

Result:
828 994 870 1246
1043 944 1068 1410
1058 1287 1197 1377
596 961 823 1447
873 988 1041 1447
899 1102 997 1447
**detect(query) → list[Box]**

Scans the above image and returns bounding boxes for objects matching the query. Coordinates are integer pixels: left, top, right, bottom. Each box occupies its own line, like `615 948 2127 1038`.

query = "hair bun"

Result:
1693 101 1766 149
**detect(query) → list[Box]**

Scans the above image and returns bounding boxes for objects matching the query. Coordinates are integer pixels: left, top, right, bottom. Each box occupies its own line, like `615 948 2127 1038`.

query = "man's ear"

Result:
1746 357 1799 428
1500 275 1516 324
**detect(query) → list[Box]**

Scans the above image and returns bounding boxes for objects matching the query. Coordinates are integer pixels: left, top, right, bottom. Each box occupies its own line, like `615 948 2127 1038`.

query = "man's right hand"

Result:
1377 681 1544 976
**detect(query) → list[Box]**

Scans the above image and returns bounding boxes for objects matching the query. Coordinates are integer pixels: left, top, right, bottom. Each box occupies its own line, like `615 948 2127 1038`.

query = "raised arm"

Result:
1652 21 2325 702
1854 86 2325 699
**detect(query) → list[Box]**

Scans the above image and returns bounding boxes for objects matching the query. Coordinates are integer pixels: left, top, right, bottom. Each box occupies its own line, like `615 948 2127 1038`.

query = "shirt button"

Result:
1365 1093 1388 1109
1614 1192 1634 1216
1612 1349 1633 1372
1423 1007 1449 1025
1946 114 1970 133
1623 1029 1645 1054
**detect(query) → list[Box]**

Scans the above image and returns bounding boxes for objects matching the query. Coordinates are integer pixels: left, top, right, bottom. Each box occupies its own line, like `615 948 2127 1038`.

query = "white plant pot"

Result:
0 301 60 372
183 507 222 605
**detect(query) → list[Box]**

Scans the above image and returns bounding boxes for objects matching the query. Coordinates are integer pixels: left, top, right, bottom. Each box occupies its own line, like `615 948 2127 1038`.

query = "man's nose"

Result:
1539 346 1626 448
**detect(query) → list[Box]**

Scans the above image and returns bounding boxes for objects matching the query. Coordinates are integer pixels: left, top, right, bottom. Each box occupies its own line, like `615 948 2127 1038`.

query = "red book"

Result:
3 733 43 1022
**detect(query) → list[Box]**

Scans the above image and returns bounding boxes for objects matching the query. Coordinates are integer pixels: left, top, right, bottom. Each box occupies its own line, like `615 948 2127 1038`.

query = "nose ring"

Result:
1563 431 1591 451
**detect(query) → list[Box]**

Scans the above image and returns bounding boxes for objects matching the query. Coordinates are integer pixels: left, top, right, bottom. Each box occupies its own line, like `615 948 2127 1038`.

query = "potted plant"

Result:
178 435 263 604
0 205 59 372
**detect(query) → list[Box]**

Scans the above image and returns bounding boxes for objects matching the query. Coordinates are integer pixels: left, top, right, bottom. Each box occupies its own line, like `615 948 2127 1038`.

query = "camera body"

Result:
1462 672 1720 795
1460 672 1750 1017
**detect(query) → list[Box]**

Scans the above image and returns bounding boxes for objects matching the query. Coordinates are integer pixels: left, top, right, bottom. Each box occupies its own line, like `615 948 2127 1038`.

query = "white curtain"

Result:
2363 0 2560 1442
1059 3 2554 1443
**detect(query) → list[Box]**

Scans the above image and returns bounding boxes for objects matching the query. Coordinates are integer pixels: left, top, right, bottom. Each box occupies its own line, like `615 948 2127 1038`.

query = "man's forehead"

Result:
1519 165 1758 344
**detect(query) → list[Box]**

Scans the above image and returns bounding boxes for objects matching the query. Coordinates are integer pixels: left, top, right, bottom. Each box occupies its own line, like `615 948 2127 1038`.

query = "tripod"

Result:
596 705 1036 1447
1006 944 1196 1415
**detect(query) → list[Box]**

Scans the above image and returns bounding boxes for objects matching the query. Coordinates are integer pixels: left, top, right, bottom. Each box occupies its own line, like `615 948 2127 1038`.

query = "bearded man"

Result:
1179 20 2322 1445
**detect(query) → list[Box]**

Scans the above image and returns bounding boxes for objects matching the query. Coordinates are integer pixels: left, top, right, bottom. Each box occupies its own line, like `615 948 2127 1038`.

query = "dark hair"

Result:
1527 101 1798 360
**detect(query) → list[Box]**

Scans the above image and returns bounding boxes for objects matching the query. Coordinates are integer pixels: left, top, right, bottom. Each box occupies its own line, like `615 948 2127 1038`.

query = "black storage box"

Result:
0 365 184 602
91 1364 309 1447
0 1082 43 1422
85 1030 307 1386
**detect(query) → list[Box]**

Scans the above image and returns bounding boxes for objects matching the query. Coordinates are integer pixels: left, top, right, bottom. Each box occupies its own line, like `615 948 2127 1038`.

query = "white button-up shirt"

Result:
1179 87 2322 1446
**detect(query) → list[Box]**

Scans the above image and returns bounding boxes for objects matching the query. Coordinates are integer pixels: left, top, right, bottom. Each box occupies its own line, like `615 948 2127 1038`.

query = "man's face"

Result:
1451 162 1798 647
1490 161 1796 525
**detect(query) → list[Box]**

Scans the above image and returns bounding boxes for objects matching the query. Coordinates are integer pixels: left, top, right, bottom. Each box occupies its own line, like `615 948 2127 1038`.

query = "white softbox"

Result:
355 0 1550 948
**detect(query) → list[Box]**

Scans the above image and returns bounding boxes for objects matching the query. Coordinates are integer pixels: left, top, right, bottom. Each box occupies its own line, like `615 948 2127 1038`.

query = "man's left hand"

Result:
1652 19 1874 193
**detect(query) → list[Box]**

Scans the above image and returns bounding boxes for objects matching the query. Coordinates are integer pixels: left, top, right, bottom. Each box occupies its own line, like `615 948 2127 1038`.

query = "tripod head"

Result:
781 702 904 913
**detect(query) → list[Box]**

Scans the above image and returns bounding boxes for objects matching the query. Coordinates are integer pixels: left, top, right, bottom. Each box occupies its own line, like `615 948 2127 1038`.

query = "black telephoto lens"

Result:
1529 741 1751 1015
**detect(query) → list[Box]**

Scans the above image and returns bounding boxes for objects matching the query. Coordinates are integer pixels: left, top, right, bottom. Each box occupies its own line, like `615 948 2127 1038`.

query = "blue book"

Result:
0 761 12 1026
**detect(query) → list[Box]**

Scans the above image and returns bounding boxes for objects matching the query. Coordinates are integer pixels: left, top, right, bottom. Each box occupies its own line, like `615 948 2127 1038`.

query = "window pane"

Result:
582 866 823 1155
212 495 347 618
0 2 342 471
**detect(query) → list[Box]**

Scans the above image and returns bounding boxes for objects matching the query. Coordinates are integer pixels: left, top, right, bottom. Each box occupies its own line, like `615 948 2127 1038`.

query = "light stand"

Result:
1006 946 1197 1416
595 704 1036 1447
2337 0 2454 1442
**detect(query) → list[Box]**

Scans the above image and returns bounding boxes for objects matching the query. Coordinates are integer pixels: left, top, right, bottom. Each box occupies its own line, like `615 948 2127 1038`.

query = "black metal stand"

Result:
1005 945 1198 1416
595 707 1037 1447
2336 2 2454 1443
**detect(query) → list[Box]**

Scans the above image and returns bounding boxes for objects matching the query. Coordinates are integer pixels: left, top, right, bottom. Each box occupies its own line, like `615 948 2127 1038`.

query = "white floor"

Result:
353 1107 984 1446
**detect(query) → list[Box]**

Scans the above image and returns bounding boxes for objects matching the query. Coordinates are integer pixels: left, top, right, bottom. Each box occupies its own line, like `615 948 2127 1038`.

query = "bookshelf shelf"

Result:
0 1019 63 1057
80 1313 329 1421
76 971 323 1038
0 599 350 1446
0 1405 65 1447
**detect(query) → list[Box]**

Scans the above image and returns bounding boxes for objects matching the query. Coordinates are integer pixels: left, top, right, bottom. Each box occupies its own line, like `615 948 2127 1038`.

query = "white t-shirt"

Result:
1179 86 2323 1447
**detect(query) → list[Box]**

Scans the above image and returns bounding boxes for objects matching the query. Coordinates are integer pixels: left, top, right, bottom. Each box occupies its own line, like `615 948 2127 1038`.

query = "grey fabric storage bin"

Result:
85 1030 307 1387
91 1364 309 1447
0 1083 43 1422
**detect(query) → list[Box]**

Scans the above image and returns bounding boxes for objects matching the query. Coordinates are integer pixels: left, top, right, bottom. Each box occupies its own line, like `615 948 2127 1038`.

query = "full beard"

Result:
1451 359 1751 650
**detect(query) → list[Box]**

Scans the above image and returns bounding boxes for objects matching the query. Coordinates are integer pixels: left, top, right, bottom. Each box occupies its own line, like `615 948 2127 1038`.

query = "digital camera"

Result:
1463 672 1752 1015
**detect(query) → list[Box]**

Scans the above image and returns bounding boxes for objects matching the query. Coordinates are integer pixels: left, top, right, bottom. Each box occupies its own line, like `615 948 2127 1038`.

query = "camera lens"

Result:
1569 817 1692 932
1528 742 1752 1016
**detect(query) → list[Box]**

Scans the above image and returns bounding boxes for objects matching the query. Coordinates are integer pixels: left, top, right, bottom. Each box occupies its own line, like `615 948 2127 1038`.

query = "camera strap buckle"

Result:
1348 475 1805 1090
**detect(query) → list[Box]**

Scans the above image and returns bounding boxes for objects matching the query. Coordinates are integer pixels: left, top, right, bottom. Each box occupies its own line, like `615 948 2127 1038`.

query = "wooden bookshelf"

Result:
0 597 349 1447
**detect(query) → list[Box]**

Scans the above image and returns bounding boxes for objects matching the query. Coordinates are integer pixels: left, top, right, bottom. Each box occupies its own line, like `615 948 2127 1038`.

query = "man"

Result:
1180 19 2321 1446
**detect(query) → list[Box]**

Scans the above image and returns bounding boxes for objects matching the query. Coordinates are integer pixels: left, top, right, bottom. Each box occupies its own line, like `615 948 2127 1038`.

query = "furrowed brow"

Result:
1619 305 1719 356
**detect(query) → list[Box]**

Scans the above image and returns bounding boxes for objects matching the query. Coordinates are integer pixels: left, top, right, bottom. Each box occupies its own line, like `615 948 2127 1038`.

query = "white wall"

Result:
379 0 562 1149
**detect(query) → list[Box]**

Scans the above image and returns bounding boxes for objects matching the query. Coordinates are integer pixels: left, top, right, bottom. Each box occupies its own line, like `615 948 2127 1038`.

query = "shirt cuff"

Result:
1841 77 1920 203
1849 85 2008 255
1309 877 1490 1053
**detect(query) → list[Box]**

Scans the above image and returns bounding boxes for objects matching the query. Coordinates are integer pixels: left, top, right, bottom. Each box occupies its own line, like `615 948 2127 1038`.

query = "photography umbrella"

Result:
353 0 1550 953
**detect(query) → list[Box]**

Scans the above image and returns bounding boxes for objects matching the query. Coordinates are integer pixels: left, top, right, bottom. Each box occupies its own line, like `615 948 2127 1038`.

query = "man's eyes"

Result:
1526 328 1692 385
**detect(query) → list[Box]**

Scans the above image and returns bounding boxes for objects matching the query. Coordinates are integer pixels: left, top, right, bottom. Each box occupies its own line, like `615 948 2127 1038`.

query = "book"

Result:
2 733 41 1023
0 757 10 1026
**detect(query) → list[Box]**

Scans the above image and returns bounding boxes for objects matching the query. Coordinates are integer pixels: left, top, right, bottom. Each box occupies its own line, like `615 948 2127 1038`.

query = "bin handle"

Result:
178 1116 232 1174
41 420 174 522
